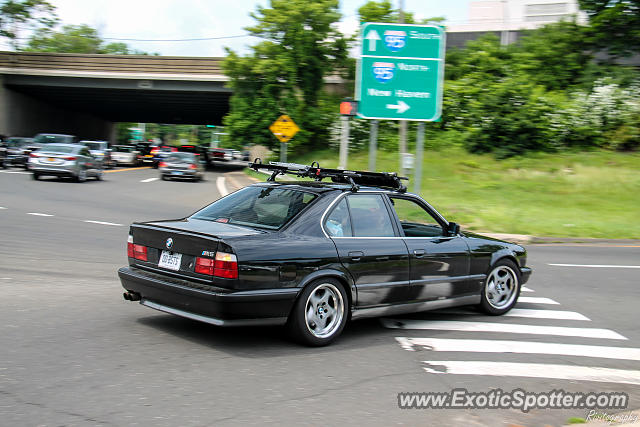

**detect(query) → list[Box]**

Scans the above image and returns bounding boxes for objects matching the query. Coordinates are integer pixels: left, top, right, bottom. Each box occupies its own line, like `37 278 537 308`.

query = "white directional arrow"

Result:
386 100 410 114
365 30 381 51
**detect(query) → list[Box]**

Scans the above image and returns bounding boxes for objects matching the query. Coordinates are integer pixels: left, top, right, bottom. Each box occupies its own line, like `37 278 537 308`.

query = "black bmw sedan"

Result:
119 163 531 346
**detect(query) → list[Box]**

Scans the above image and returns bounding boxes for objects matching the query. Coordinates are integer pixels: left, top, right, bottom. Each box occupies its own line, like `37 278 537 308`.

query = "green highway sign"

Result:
356 23 445 121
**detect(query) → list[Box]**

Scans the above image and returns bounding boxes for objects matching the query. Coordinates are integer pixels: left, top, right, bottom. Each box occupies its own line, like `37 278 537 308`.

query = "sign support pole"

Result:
397 2 407 178
339 116 349 170
414 122 424 195
369 120 378 172
280 142 286 163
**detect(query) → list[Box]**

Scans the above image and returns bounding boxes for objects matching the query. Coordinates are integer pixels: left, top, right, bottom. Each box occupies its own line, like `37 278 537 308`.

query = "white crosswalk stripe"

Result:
381 319 626 340
517 296 560 304
394 338 640 360
505 308 590 321
422 361 640 385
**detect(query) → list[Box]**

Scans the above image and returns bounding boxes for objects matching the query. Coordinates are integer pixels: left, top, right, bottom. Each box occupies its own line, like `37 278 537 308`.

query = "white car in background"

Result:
111 145 140 166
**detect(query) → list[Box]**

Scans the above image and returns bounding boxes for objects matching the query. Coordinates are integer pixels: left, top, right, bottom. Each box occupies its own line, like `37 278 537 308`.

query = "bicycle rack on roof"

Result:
248 159 408 193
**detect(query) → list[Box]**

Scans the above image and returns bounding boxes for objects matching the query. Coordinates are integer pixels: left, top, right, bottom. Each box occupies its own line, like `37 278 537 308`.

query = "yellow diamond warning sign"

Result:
269 115 300 143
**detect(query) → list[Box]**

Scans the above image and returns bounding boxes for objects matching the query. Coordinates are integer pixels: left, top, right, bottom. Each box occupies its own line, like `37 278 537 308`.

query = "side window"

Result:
390 197 444 237
81 148 91 157
347 194 395 237
324 198 352 237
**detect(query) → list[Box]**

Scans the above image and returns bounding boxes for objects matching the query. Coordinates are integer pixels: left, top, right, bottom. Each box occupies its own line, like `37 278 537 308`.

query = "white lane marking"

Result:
518 296 560 305
506 308 590 321
380 319 627 340
0 207 6 209
396 338 640 361
422 361 640 385
83 220 124 226
27 212 54 217
549 263 640 269
1 277 11 280
521 286 534 292
0 170 29 174
140 177 158 183
216 176 229 197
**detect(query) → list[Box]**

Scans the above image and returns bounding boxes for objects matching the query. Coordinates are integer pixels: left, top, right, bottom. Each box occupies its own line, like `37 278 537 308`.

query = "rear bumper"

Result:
520 266 532 284
29 165 76 176
118 266 299 326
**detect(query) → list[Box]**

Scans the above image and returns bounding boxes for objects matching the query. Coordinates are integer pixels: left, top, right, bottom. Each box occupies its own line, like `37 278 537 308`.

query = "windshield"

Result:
191 186 317 230
38 144 76 154
33 134 72 144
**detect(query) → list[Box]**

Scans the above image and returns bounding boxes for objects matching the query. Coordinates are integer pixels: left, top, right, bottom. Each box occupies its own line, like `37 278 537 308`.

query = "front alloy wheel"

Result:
288 279 348 346
480 259 520 315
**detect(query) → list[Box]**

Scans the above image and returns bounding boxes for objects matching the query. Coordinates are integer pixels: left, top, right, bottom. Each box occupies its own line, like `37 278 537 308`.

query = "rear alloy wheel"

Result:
32 172 40 180
161 174 168 181
94 170 103 181
76 168 87 183
288 278 348 346
479 259 521 315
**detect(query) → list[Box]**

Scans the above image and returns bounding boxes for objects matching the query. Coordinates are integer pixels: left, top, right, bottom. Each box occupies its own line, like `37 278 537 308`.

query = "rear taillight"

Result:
195 257 215 275
189 164 197 169
127 235 134 257
195 252 238 278
63 156 76 161
29 153 40 158
159 162 167 168
214 252 238 279
133 245 148 261
127 236 148 261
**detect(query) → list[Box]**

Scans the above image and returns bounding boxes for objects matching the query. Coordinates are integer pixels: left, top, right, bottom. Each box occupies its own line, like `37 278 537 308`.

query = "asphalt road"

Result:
1 166 639 426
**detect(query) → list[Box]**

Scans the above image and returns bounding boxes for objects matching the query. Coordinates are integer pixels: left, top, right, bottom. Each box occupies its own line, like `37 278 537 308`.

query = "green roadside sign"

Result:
356 23 446 121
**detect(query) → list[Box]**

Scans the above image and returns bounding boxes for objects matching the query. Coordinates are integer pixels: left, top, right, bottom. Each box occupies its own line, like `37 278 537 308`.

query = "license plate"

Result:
172 171 183 175
158 251 182 271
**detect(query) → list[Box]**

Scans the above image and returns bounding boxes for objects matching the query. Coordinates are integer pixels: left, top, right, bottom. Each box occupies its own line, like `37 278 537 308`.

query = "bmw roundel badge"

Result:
166 238 174 249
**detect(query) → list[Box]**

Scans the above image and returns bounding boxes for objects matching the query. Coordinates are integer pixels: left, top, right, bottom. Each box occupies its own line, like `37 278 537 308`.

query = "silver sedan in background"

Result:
159 152 204 182
28 143 103 182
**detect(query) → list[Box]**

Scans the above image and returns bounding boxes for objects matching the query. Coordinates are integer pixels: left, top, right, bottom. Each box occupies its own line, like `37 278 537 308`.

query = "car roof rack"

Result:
248 159 408 193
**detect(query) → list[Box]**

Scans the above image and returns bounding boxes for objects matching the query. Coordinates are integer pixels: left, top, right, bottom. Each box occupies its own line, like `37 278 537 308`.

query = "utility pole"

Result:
398 0 407 177
339 116 349 170
500 0 510 46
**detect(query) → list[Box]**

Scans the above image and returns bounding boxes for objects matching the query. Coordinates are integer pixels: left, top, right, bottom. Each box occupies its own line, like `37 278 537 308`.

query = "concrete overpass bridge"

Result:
0 51 232 142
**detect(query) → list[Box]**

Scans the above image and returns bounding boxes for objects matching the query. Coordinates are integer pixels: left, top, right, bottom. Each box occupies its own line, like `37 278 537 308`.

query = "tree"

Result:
0 0 57 50
24 24 147 54
222 0 348 150
578 0 640 57
512 21 592 91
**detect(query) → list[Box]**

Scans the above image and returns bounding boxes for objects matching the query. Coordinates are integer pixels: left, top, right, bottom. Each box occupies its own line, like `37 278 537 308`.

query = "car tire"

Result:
32 172 40 180
75 168 87 183
287 278 348 346
479 259 521 315
161 174 168 181
95 170 103 181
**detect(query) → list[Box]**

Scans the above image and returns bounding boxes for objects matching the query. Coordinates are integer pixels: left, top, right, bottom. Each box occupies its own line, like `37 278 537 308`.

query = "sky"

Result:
26 0 471 57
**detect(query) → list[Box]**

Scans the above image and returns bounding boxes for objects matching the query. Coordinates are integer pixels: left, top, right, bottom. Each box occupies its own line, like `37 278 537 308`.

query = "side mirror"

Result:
447 222 460 236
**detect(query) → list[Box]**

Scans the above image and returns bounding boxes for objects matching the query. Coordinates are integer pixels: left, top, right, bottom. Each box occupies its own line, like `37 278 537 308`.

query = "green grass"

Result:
247 146 640 239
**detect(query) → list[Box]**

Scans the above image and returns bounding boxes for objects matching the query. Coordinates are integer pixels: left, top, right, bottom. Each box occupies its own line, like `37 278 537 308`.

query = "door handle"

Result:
413 249 426 258
348 251 364 261
375 256 390 261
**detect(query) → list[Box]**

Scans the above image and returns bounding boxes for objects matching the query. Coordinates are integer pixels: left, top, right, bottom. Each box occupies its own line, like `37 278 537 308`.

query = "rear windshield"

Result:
114 146 133 153
38 144 76 154
191 186 318 230
166 153 195 162
33 134 72 144
83 142 104 151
